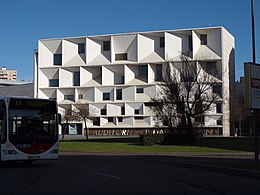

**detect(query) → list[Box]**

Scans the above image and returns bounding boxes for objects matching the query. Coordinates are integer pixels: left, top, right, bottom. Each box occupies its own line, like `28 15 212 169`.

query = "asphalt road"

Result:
0 153 259 195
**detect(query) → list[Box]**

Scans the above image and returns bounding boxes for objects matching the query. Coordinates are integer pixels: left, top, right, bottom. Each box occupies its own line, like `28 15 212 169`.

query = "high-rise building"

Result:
0 67 17 80
34 26 235 136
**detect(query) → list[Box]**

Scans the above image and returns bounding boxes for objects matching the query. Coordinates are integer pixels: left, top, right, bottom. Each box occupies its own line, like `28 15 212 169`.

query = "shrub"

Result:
140 134 165 146
140 133 195 146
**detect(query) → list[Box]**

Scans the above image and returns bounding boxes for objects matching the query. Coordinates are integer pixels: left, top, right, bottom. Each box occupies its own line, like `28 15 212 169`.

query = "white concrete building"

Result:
34 26 235 136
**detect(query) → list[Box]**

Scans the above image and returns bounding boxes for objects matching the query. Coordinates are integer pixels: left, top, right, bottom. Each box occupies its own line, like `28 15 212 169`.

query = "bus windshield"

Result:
8 99 58 144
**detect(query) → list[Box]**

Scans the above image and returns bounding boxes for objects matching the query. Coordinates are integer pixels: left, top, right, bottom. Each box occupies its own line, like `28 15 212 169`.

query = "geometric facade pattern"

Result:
34 26 235 136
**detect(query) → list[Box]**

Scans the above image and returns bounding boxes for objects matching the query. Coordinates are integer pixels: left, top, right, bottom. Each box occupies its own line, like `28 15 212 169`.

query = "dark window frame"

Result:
53 54 62 65
103 93 110 100
64 95 74 101
136 88 144 93
116 89 122 100
200 34 207 45
160 37 165 48
101 109 107 115
49 79 59 87
78 43 85 54
108 117 113 122
73 72 80 86
115 53 127 61
103 41 111 51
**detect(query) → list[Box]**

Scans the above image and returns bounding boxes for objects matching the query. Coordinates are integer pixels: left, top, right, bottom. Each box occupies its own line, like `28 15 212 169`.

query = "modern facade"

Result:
34 26 235 136
0 67 17 80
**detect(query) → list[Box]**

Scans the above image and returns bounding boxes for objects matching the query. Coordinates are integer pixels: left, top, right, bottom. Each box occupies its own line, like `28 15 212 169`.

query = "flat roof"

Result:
38 26 227 41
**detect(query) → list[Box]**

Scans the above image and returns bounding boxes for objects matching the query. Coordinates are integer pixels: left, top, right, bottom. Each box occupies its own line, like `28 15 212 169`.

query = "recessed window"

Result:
216 102 222 113
134 109 139 114
103 41 110 51
54 54 62 65
188 35 193 51
160 37 165 48
93 117 100 126
121 107 125 115
136 88 144 93
101 109 107 115
206 62 217 73
200 34 207 45
78 43 85 54
213 84 222 97
49 97 57 101
115 53 127 61
64 95 74 101
118 117 123 122
49 79 59 87
116 89 122 100
78 94 83 99
103 93 110 100
155 64 163 81
217 118 223 125
139 65 148 76
108 117 113 122
73 72 80 86
134 116 143 120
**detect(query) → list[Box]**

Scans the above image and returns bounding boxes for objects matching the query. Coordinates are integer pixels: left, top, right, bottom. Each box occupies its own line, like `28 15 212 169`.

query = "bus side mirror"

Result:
58 113 61 124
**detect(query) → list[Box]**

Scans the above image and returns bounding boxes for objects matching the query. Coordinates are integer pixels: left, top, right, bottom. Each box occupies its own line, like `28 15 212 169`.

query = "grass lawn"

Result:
59 137 260 153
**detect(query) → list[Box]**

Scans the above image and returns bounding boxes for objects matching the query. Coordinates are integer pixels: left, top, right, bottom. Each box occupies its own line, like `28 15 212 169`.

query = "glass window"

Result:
188 35 193 51
155 64 163 81
217 118 223 125
53 54 62 65
93 117 100 126
78 94 83 99
206 62 217 73
108 117 113 122
115 53 127 60
78 43 85 54
200 34 207 45
64 95 74 101
101 109 107 115
49 79 59 87
139 65 148 76
134 109 139 114
0 100 6 143
216 102 222 113
121 107 125 115
180 62 196 82
116 89 122 100
160 37 165 48
134 116 143 120
136 88 144 93
103 93 110 100
118 117 123 122
73 72 80 86
213 84 222 97
103 41 110 51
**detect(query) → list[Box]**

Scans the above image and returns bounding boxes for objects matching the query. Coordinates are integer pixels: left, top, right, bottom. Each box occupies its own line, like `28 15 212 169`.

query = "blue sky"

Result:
0 0 259 81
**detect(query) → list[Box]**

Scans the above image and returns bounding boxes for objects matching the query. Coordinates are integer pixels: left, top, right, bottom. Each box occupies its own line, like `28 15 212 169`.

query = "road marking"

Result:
93 172 122 180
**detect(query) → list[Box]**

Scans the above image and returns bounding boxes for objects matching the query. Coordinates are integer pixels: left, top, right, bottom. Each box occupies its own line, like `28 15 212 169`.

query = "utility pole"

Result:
251 0 258 162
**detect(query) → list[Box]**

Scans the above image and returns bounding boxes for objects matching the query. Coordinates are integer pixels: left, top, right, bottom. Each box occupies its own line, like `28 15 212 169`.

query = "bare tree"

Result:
72 102 97 140
61 107 77 141
151 54 222 136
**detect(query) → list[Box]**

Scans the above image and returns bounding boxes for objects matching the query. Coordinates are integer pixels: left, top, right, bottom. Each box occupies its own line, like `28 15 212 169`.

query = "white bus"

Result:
0 96 60 162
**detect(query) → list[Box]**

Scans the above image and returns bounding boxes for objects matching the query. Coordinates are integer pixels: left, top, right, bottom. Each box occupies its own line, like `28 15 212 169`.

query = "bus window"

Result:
0 100 6 143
